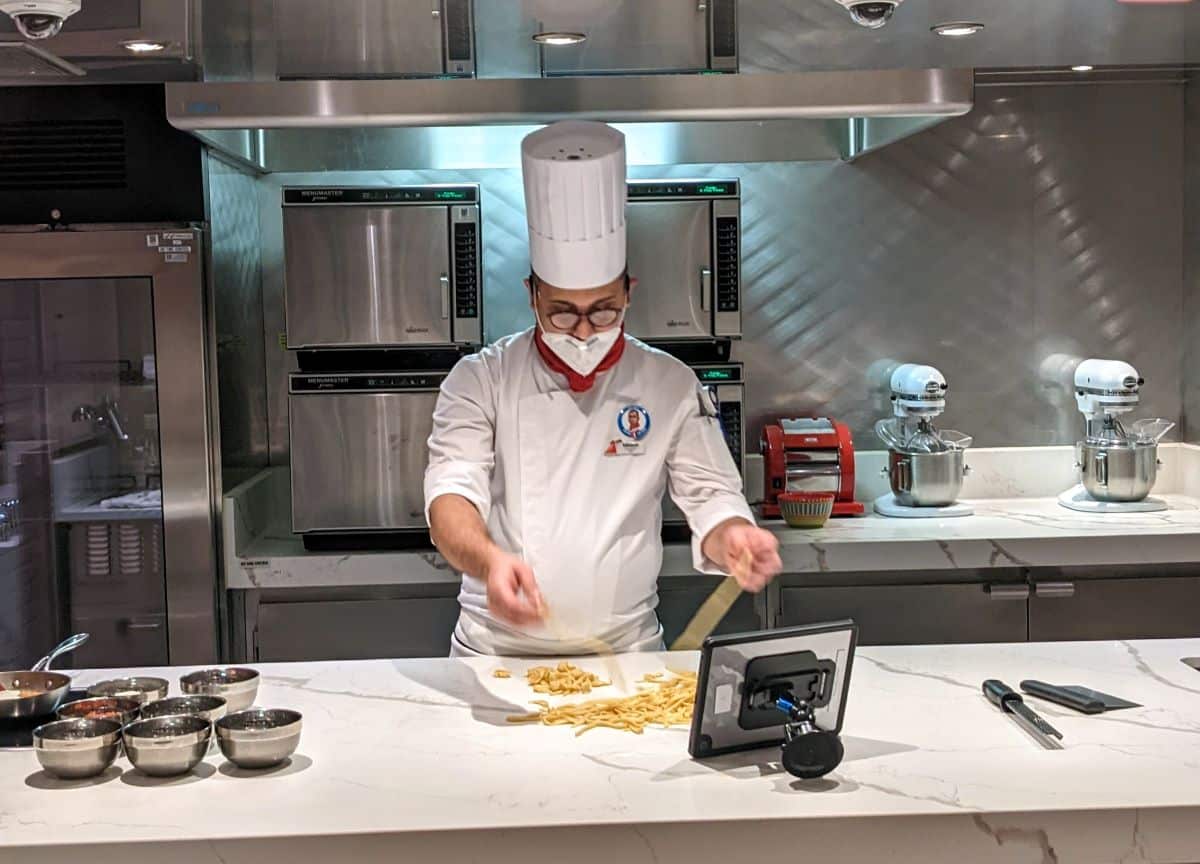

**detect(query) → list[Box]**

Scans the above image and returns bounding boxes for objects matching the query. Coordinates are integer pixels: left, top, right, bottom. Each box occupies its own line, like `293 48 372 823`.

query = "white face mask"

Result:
535 307 626 377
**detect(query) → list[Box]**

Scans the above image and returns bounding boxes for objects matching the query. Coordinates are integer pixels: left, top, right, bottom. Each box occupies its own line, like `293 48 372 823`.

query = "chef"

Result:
425 120 781 657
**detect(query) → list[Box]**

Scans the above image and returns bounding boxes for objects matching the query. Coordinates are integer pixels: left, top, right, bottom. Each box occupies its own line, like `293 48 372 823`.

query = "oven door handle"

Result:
439 273 450 320
700 266 711 314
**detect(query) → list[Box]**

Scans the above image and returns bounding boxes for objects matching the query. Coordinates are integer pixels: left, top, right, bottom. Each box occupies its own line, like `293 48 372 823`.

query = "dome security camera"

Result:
1 0 81 40
834 0 903 30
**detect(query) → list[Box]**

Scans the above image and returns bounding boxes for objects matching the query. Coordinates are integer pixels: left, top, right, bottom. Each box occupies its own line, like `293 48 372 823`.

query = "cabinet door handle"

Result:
987 584 1029 601
123 619 163 631
1035 582 1076 599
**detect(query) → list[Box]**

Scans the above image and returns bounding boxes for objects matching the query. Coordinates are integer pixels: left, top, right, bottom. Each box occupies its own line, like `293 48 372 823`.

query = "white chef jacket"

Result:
424 328 753 656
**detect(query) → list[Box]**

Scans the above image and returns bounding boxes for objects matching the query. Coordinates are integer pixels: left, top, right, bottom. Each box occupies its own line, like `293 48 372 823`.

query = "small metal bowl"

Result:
140 695 227 754
180 667 259 712
87 677 170 706
215 708 302 769
123 715 211 777
33 717 121 779
57 696 142 727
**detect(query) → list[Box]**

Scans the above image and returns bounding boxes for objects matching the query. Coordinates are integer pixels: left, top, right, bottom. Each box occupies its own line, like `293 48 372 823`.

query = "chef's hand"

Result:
484 549 546 627
703 518 782 593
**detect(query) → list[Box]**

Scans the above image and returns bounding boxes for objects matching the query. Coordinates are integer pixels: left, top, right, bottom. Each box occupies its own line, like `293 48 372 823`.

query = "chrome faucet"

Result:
72 396 129 442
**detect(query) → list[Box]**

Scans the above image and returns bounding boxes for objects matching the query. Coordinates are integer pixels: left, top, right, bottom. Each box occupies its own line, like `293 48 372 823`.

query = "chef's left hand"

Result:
703 518 782 593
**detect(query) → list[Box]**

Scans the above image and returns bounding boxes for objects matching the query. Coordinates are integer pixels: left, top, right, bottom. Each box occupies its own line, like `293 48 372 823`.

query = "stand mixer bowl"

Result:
886 448 968 507
1077 441 1158 502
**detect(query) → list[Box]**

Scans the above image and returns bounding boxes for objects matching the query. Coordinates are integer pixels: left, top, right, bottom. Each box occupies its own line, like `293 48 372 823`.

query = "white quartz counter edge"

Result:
5 639 1200 863
227 493 1200 589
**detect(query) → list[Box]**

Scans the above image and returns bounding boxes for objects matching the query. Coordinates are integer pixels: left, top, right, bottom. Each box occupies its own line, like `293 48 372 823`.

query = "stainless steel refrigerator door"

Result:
626 200 712 341
290 392 438 532
530 0 709 75
274 0 447 78
0 227 219 666
283 205 452 348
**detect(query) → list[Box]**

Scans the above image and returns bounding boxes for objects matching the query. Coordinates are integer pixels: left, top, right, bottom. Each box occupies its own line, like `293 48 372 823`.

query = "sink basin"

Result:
1183 658 1200 672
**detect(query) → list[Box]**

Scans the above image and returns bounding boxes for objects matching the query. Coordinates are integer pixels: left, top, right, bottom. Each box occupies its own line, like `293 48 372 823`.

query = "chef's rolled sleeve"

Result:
424 356 496 525
665 383 755 574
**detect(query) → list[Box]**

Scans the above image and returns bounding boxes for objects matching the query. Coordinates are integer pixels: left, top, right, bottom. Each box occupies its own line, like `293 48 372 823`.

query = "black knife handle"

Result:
983 679 1020 711
1020 680 1104 715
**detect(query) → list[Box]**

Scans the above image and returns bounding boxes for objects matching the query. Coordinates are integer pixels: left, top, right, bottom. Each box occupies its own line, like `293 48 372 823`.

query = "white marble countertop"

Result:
224 446 1200 589
7 639 1200 862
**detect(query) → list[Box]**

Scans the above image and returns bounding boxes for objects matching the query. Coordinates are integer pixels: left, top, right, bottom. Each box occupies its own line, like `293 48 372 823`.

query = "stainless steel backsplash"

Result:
253 82 1184 458
1185 81 1200 443
207 153 271 475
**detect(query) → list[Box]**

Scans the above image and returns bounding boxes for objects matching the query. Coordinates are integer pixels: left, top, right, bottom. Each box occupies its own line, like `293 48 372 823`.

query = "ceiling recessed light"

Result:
931 21 984 37
121 40 168 53
1071 65 1094 72
532 31 587 47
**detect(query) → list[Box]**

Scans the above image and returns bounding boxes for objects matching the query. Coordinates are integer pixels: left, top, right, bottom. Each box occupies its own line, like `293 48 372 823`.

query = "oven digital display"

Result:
435 190 468 200
696 366 742 383
627 180 739 200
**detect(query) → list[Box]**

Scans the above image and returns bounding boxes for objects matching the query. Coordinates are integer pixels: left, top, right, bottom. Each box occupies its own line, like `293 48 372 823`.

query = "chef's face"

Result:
527 270 635 340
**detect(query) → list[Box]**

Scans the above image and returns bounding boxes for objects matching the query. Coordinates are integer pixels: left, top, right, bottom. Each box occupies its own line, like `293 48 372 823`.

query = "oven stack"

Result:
282 185 483 549
623 179 746 532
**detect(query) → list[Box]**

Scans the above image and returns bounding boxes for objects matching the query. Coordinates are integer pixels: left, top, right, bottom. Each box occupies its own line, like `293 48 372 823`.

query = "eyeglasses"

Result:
532 273 629 331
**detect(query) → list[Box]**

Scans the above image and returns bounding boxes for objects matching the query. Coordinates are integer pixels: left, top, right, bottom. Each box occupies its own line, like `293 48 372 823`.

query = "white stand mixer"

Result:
1058 358 1173 513
874 364 973 519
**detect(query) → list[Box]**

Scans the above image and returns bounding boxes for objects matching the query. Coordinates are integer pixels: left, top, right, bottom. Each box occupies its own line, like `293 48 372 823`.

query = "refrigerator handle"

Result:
700 266 712 313
440 273 450 320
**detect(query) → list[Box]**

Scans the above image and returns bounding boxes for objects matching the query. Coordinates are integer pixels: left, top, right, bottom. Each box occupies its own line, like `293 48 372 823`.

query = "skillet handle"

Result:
32 632 90 671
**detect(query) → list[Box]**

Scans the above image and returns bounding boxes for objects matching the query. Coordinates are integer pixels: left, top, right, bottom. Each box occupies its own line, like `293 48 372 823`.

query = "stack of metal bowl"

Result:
33 665 301 778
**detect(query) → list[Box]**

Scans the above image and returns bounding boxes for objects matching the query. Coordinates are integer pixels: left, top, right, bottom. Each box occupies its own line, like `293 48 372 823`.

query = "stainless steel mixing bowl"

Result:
87 677 169 706
141 695 227 754
1077 441 1159 502
180 667 259 712
57 696 142 726
884 448 969 507
123 715 211 777
33 717 121 779
215 709 302 769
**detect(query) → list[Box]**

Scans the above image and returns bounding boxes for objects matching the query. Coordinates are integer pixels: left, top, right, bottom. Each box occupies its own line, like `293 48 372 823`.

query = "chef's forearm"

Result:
428 493 500 580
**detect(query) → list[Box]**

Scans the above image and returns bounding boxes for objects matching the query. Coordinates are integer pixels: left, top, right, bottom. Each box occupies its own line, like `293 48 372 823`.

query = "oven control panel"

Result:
694 363 744 470
290 372 448 393
715 216 739 314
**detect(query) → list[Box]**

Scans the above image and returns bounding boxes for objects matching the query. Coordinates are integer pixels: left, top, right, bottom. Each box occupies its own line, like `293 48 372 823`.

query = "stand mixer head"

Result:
1073 358 1143 444
878 364 967 453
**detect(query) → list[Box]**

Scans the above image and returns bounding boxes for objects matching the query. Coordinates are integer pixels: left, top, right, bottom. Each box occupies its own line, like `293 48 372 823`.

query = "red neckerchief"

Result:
533 327 626 393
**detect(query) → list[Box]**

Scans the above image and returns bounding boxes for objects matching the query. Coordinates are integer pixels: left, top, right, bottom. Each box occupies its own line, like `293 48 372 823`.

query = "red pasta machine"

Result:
761 418 865 518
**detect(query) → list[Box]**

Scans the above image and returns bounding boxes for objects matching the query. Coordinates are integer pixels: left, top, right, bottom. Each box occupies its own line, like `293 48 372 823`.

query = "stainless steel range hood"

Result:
165 68 973 172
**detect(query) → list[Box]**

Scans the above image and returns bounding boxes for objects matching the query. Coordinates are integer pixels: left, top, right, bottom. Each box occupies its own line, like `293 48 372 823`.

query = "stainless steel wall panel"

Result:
253 83 1184 458
1029 84 1184 446
1184 79 1200 443
206 155 270 475
738 0 1195 73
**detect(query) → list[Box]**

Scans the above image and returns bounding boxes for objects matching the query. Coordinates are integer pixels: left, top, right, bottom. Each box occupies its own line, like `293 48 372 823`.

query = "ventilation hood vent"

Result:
165 68 973 171
0 42 86 78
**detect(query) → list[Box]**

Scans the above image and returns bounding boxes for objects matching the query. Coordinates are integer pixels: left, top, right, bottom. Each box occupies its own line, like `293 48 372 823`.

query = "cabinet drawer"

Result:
657 578 762 646
69 612 167 668
780 584 1028 646
1029 577 1200 641
256 597 460 661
